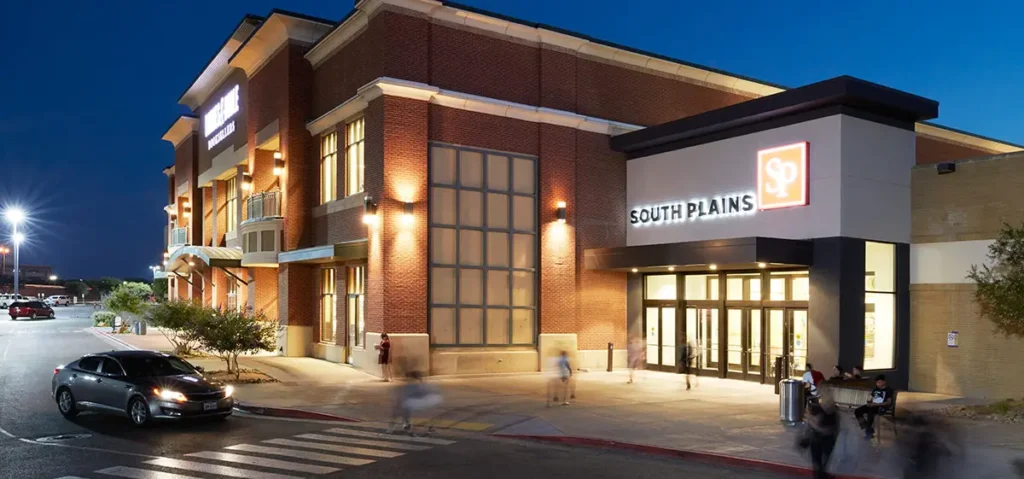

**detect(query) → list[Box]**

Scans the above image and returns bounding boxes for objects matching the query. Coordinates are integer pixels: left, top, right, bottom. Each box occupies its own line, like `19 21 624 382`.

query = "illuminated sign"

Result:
204 85 240 150
629 142 810 227
757 142 808 210
630 192 756 226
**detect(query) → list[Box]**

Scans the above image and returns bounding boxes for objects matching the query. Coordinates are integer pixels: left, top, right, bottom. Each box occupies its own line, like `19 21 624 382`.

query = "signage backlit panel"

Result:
204 84 240 150
757 142 808 210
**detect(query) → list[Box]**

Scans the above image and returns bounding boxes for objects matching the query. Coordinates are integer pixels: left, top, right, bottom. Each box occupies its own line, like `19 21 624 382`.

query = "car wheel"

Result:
128 397 151 427
48 311 55 319
56 388 78 419
30 313 37 320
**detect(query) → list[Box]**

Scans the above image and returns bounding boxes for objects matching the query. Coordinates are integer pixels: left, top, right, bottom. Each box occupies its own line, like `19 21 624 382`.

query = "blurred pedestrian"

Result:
829 365 845 381
843 366 864 381
803 389 839 479
387 371 443 435
375 333 393 382
802 363 825 399
680 340 696 390
547 350 573 406
627 336 644 384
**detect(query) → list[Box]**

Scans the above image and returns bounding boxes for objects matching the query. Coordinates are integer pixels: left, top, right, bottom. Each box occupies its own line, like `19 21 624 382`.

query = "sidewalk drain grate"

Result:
35 433 92 443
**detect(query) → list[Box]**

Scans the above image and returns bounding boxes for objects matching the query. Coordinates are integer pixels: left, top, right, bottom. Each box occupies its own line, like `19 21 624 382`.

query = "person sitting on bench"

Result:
802 363 825 399
854 374 894 440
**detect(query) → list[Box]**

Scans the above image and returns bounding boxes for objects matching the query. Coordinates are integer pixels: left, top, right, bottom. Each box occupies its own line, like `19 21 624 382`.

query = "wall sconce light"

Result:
937 162 955 175
241 172 253 191
182 201 192 218
631 268 638 273
758 262 767 268
401 201 414 225
163 252 170 259
187 261 195 267
273 151 284 176
363 195 379 225
163 260 168 267
709 264 718 271
668 266 675 272
556 201 567 223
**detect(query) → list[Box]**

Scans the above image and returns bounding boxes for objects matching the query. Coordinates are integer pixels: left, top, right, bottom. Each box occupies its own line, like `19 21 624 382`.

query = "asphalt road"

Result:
0 306 786 479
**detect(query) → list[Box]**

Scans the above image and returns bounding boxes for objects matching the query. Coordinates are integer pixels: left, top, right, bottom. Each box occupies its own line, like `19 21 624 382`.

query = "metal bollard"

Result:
607 342 614 372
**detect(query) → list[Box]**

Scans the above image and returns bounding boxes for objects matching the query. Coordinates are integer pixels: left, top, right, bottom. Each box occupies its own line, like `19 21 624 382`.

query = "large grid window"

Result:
865 241 895 370
429 144 537 346
321 268 337 343
346 266 366 347
225 176 238 233
345 118 365 197
321 132 338 204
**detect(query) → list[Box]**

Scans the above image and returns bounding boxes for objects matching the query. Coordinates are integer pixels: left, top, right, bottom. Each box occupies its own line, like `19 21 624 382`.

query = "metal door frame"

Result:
643 302 679 372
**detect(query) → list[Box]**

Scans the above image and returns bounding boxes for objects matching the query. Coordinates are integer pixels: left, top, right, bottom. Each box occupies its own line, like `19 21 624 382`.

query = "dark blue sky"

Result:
1 0 1020 279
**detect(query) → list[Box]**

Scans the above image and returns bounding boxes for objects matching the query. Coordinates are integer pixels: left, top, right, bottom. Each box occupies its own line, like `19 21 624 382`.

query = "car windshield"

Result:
119 356 197 377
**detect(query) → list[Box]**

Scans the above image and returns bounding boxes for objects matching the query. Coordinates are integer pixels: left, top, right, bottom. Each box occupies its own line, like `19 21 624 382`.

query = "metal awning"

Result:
167 246 243 273
277 240 368 264
584 237 812 272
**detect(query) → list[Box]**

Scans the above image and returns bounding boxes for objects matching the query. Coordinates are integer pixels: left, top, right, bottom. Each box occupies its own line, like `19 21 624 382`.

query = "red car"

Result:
10 301 55 320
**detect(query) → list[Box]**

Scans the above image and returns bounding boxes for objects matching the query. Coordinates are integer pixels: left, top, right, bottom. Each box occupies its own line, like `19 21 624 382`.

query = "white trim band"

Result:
307 77 643 137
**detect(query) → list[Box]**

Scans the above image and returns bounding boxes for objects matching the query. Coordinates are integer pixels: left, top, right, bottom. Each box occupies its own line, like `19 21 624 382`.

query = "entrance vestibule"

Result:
642 269 809 383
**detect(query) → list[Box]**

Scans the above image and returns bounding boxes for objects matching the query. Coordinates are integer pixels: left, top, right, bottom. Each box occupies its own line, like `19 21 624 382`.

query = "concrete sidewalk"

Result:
95 329 1024 478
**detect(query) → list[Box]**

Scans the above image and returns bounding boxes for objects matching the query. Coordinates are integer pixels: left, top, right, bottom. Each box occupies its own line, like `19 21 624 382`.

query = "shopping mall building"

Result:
160 0 1024 397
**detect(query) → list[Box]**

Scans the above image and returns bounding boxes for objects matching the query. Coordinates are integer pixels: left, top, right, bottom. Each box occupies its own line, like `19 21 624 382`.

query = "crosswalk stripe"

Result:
53 476 91 479
224 444 375 466
96 466 204 479
323 426 456 445
144 457 302 479
294 433 431 451
186 451 339 475
263 438 403 458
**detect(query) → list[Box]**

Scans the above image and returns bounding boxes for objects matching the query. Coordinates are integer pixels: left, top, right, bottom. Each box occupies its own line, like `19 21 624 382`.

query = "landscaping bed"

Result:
940 398 1024 423
203 368 278 384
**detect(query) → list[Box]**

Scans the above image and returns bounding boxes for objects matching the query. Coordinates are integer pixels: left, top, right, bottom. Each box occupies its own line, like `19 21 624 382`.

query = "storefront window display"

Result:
865 241 896 370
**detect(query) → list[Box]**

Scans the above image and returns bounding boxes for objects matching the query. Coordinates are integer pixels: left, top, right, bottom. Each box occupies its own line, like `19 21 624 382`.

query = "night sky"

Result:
1 0 1020 279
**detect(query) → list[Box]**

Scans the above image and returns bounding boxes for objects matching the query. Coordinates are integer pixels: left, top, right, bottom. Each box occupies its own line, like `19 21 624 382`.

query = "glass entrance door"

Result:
726 309 763 381
765 308 808 383
644 306 677 371
686 307 719 373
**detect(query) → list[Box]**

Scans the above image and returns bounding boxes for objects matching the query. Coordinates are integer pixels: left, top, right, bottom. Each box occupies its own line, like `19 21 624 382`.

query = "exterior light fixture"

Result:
556 201 567 223
758 262 767 268
182 203 192 218
12 232 25 245
163 260 168 267
709 264 718 271
363 195 379 225
401 201 414 225
241 172 253 191
631 268 638 273
163 251 170 258
668 266 675 272
273 151 285 176
188 261 195 267
936 162 955 175
49 275 57 282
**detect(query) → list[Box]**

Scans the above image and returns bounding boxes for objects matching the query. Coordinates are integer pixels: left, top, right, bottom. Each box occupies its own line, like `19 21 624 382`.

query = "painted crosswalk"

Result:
67 424 457 478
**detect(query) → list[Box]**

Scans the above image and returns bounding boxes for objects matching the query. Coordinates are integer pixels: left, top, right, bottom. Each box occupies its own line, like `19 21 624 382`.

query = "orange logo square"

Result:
757 142 808 210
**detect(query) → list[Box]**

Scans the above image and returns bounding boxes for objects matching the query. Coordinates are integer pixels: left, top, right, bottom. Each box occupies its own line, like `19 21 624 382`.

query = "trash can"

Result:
779 378 804 426
134 321 147 335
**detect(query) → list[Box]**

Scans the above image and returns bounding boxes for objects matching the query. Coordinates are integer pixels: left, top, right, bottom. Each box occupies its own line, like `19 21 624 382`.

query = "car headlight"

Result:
153 388 187 402
224 385 234 398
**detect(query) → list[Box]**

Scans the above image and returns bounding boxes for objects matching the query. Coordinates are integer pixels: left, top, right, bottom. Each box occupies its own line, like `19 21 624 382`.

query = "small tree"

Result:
145 299 208 355
65 280 88 299
94 277 122 296
105 282 153 328
195 308 276 378
968 223 1024 338
152 278 168 302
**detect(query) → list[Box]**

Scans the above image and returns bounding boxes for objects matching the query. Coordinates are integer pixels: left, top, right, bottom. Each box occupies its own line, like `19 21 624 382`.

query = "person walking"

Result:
804 389 839 479
627 336 644 384
547 350 573 406
375 333 393 382
680 340 697 390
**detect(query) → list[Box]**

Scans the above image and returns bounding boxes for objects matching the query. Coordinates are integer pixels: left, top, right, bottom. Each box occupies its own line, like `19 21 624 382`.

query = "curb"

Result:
493 434 876 479
234 404 361 422
87 328 140 351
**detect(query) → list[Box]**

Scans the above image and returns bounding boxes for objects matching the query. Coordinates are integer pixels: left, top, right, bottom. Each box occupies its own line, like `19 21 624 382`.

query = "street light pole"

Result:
12 224 20 297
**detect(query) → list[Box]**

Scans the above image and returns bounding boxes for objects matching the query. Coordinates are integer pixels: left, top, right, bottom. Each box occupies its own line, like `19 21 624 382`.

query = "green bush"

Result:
92 311 116 327
193 308 277 379
145 300 209 355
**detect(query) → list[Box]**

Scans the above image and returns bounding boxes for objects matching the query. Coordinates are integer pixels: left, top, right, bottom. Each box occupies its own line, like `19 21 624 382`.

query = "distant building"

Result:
1 264 53 282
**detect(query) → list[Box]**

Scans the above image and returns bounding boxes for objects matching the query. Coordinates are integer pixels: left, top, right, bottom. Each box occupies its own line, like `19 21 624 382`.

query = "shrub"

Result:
194 308 277 379
104 282 152 326
92 311 116 327
145 300 209 355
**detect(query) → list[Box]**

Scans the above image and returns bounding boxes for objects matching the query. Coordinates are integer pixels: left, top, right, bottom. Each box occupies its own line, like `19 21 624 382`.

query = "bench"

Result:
818 382 898 441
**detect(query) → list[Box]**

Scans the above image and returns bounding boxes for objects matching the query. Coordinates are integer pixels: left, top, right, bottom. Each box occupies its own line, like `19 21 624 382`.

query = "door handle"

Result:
96 378 103 384
71 374 77 378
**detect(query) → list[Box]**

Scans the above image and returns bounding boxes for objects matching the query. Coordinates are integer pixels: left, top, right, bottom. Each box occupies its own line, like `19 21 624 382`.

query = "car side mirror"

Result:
195 366 205 374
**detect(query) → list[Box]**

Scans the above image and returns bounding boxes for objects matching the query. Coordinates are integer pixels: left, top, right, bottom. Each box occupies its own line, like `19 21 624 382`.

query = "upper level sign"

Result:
756 142 808 210
204 85 240 150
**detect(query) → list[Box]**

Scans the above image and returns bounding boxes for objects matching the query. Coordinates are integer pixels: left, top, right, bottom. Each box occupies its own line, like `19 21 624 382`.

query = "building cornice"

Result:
306 0 781 98
161 116 200 149
229 12 336 78
178 16 262 111
307 77 643 137
915 122 1022 154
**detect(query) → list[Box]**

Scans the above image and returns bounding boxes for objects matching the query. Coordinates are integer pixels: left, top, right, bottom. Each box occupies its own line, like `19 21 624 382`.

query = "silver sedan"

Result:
52 350 234 426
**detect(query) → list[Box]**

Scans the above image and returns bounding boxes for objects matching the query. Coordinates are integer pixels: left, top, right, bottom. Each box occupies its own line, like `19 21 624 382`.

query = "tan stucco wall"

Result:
912 153 1024 244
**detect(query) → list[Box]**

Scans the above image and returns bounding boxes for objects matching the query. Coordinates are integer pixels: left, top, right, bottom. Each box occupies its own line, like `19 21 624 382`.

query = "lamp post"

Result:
5 208 26 297
0 246 9 278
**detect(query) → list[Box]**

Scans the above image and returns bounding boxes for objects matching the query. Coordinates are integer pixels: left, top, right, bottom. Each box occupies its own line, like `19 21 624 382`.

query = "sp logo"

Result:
757 142 808 210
